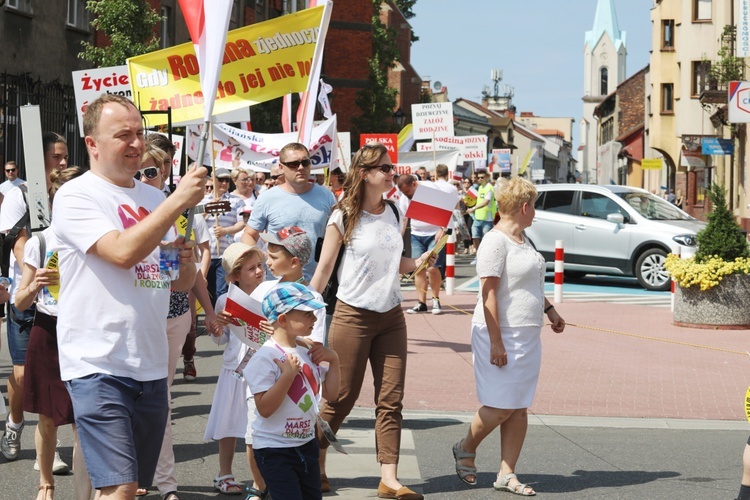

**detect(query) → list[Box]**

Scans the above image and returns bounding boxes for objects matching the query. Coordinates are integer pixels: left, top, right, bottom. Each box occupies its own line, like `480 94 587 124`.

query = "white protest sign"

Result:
188 114 338 172
416 142 434 152
461 135 488 162
395 150 460 174
411 102 454 140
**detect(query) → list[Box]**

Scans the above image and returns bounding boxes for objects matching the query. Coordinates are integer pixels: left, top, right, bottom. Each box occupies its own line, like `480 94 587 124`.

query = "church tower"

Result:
580 0 627 183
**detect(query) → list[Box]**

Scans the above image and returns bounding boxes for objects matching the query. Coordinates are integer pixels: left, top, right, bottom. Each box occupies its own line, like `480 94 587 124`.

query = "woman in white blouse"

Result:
452 176 565 496
311 143 433 500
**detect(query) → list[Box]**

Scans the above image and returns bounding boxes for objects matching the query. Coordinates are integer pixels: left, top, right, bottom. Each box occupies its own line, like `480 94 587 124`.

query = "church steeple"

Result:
585 0 626 53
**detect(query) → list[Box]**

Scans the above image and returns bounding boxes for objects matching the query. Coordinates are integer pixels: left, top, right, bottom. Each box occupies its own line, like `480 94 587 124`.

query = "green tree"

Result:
79 0 162 67
394 0 418 42
695 183 750 262
352 0 401 136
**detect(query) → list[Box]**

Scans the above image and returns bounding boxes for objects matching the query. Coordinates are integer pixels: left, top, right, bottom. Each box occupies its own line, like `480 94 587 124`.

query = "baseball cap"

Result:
221 242 254 274
215 167 231 179
262 282 326 323
259 226 312 264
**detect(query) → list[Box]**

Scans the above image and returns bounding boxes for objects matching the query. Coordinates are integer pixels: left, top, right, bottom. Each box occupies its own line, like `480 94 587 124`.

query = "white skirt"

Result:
471 322 542 409
204 367 250 441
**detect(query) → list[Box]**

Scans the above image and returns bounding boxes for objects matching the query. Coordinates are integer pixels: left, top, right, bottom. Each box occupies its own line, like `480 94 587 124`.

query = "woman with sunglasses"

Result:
311 143 434 500
135 147 218 500
230 167 258 210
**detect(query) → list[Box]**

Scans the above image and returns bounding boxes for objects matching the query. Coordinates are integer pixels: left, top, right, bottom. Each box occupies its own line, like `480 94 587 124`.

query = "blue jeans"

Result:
254 439 321 500
207 258 228 308
410 233 446 269
66 374 169 489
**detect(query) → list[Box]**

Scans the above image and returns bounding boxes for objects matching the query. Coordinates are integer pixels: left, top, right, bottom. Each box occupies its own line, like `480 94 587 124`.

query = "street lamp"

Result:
393 108 405 128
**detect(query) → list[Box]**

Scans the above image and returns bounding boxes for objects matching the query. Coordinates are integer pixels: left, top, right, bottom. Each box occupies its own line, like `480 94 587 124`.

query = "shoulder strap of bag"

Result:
37 232 46 268
1 187 31 277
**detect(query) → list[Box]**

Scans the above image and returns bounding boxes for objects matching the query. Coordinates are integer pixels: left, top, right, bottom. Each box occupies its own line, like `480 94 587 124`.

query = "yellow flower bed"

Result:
664 254 750 290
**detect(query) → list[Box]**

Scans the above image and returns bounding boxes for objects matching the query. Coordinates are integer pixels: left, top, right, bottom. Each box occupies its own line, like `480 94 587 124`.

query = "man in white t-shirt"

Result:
0 161 25 200
52 94 206 498
398 164 458 315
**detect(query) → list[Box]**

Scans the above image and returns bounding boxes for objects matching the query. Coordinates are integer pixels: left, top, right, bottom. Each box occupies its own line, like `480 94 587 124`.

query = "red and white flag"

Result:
384 186 401 201
296 1 333 147
177 0 233 122
224 284 269 350
281 93 293 133
405 183 460 228
466 186 478 200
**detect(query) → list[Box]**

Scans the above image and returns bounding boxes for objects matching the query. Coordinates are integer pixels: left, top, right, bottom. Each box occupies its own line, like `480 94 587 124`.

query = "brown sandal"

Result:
38 485 54 500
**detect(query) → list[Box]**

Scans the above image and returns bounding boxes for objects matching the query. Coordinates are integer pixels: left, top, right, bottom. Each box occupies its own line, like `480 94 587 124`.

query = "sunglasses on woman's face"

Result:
370 164 395 174
134 167 159 180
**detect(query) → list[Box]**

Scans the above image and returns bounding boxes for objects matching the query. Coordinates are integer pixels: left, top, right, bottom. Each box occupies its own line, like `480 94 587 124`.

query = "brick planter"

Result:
673 273 750 329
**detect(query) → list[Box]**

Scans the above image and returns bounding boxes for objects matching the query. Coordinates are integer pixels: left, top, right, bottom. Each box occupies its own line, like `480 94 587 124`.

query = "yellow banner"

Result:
641 158 663 170
127 6 325 126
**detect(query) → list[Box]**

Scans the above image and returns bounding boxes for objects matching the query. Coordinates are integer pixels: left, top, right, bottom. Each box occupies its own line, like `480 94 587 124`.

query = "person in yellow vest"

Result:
467 170 496 257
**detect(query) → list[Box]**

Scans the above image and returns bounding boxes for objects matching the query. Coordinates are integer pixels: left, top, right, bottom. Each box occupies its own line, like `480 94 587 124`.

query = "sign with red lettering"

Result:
72 66 132 136
360 134 398 163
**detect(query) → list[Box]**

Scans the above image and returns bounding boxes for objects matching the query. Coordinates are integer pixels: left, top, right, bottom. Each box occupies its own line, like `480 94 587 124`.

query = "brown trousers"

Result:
318 300 407 464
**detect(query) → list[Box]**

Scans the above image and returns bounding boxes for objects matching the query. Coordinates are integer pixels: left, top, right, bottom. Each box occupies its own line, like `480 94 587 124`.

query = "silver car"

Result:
525 184 706 291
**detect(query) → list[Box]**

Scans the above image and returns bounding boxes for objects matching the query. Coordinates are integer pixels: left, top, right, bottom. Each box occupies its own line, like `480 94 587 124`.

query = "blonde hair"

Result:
142 147 169 170
227 246 265 283
495 176 537 216
231 167 254 182
337 142 389 244
49 166 85 204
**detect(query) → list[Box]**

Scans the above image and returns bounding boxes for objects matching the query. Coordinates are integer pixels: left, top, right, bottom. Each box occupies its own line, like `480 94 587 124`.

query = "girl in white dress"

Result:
451 177 565 496
204 243 266 495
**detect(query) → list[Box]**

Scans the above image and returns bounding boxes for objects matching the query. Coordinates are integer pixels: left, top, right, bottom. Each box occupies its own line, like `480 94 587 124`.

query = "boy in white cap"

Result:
245 282 340 499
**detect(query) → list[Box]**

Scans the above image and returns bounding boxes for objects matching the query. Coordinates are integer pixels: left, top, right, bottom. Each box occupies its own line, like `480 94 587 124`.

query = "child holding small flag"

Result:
245 282 340 500
205 242 266 496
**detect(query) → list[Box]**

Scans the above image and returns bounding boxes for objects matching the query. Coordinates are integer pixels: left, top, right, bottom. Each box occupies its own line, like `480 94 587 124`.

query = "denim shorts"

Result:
471 219 494 239
7 304 35 365
66 374 169 489
410 233 446 269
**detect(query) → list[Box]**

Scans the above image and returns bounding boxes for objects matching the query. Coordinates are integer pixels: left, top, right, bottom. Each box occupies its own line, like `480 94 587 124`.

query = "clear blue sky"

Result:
409 0 653 149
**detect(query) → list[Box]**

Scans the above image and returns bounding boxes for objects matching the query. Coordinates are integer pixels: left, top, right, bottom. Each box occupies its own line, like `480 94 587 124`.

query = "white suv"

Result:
525 184 706 291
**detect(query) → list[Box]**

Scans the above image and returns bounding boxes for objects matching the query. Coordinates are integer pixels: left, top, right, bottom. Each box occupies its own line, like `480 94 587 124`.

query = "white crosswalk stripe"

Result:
554 292 671 307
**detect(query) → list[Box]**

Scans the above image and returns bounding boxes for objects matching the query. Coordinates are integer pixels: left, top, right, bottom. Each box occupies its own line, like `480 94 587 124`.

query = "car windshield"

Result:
617 192 694 221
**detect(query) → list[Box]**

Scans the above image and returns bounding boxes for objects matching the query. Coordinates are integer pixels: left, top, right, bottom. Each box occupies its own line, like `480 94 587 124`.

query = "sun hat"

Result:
221 242 254 274
262 281 326 323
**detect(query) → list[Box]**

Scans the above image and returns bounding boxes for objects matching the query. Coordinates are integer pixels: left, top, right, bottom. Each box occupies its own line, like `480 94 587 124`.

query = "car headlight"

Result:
673 234 697 246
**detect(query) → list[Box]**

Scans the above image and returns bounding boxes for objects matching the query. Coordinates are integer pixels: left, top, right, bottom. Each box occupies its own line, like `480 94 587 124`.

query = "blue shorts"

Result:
411 233 446 269
471 219 494 240
254 439 321 500
7 304 35 365
66 374 169 489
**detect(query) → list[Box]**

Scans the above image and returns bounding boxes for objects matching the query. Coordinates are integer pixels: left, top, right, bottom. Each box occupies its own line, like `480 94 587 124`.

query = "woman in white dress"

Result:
452 176 565 496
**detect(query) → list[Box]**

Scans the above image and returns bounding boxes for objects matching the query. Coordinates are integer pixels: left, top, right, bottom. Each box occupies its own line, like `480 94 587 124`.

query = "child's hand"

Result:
215 311 231 326
258 319 274 337
308 344 339 365
275 352 300 378
210 311 231 336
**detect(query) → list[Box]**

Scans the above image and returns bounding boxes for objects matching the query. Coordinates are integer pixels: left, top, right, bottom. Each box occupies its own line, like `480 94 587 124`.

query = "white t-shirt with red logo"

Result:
52 171 173 382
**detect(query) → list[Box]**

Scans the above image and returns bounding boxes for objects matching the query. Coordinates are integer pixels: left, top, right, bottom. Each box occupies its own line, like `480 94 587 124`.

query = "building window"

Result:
601 117 614 143
600 67 608 95
67 0 88 29
229 0 241 29
694 0 712 21
160 6 172 48
661 83 674 113
289 0 308 12
6 0 34 15
691 61 711 96
662 20 675 50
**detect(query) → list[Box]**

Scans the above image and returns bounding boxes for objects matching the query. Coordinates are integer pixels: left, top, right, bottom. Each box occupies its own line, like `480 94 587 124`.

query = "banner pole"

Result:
182 119 210 242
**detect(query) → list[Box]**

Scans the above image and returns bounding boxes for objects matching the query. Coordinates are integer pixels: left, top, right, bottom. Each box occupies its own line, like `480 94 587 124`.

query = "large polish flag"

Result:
224 284 269 350
405 183 460 228
177 0 234 122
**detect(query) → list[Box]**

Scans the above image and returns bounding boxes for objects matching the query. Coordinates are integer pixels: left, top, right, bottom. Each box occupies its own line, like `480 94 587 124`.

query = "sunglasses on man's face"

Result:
370 164 395 174
217 177 231 183
281 159 311 169
5 168 16 173
134 167 159 180
270 174 283 180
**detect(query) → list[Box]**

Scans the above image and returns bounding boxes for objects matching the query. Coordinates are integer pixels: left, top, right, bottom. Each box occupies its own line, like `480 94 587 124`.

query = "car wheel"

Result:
635 248 670 291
